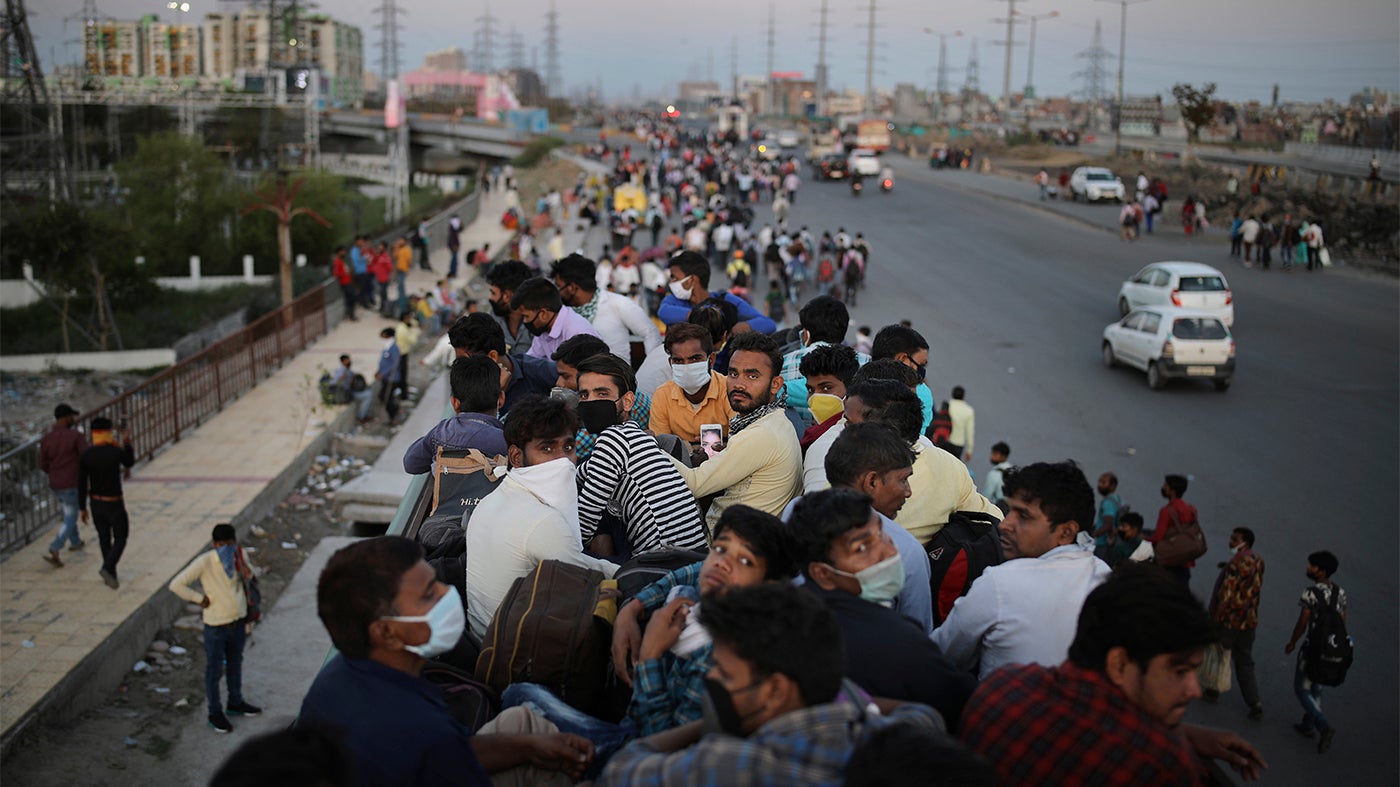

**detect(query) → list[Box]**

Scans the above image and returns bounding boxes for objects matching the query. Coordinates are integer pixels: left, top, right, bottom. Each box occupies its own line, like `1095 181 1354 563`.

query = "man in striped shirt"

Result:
575 354 709 557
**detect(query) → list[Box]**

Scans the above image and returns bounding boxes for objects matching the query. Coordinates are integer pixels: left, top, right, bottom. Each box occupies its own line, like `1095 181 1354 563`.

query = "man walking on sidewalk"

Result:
169 523 263 733
40 403 88 566
77 417 135 588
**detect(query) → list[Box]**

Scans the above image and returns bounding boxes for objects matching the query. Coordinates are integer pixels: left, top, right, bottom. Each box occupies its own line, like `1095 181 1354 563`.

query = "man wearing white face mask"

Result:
789 488 976 728
648 323 735 444
657 252 776 333
464 396 619 642
301 537 595 786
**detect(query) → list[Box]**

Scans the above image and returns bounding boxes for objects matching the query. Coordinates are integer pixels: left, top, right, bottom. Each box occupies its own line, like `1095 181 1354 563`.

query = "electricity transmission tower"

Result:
473 4 499 72
963 38 981 98
862 0 878 114
505 27 525 71
814 0 829 116
1074 19 1111 104
372 0 404 83
543 0 561 96
1 0 71 204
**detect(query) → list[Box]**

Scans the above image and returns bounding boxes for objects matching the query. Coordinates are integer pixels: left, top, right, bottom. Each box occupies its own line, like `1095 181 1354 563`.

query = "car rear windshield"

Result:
1086 172 1115 181
1172 318 1229 340
1178 275 1227 291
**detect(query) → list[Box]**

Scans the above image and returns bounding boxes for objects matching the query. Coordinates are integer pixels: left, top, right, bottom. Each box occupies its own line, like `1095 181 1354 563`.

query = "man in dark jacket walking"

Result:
39 403 88 567
78 416 136 588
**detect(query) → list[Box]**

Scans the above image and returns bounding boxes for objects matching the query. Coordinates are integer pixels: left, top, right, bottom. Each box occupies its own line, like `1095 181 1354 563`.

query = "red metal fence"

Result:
0 282 332 557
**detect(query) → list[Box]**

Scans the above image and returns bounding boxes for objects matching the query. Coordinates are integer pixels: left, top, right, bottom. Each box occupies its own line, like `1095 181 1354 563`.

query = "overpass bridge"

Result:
320 112 529 161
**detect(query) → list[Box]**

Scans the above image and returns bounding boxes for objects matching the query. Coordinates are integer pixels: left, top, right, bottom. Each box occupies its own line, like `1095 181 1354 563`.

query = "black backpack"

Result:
1303 586 1354 686
614 548 709 601
420 660 500 733
925 511 1004 626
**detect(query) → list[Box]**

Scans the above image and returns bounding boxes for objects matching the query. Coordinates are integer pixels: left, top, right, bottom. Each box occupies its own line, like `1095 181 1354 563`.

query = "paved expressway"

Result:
745 153 1397 784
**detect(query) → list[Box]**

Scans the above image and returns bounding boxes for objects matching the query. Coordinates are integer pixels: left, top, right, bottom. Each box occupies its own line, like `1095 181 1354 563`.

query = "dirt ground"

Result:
0 348 439 786
0 371 151 453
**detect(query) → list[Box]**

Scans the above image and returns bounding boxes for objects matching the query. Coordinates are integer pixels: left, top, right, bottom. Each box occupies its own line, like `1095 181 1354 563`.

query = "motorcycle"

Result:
879 177 894 193
851 178 863 197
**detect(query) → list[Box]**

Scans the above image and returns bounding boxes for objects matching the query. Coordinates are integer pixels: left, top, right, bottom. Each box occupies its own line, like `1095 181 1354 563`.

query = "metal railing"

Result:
0 281 333 557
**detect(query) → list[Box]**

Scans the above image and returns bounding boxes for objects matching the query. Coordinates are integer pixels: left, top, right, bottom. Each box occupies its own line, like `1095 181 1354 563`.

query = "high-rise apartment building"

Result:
144 18 201 79
85 19 143 78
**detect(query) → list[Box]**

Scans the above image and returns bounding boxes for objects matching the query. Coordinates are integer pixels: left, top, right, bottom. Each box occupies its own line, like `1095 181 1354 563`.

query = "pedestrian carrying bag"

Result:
430 447 507 526
421 659 501 733
925 511 1004 625
1303 587 1354 686
475 560 612 715
1198 642 1232 693
1154 506 1207 568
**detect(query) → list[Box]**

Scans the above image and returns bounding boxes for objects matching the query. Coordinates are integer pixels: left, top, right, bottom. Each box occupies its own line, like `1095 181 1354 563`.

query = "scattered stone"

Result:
132 661 150 673
281 541 298 549
168 645 188 656
250 524 269 538
123 737 139 748
173 615 202 631
170 658 192 669
21 640 34 648
149 640 170 653
174 698 189 708
315 454 331 465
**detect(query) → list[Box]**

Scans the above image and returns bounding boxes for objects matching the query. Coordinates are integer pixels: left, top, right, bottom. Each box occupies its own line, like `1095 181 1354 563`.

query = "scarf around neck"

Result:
729 389 785 437
572 290 601 323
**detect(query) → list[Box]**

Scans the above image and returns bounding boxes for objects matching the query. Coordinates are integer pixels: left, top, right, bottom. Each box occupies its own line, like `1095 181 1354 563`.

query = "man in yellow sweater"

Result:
667 332 802 532
169 523 262 733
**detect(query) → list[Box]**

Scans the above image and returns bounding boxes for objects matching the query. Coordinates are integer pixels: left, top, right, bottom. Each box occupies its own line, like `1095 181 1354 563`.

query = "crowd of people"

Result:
118 122 1350 785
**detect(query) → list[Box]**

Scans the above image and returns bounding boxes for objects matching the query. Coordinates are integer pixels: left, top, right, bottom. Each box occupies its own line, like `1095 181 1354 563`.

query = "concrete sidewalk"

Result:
0 186 513 751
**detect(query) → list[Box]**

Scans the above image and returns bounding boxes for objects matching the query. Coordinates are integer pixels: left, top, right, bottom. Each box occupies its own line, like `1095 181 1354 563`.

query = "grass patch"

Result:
512 136 565 168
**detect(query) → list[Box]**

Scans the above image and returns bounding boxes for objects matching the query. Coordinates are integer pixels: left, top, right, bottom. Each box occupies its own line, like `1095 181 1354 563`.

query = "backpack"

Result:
614 548 708 602
475 560 612 715
1303 586 1353 686
842 251 864 285
928 405 953 446
350 373 368 393
1153 505 1207 568
420 660 501 733
431 447 507 525
925 511 1004 625
818 258 834 282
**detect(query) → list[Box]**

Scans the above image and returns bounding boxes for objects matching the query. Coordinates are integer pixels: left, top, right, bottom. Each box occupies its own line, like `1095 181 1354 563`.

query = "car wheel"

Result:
1102 342 1116 368
1214 378 1232 392
1118 297 1131 317
1147 362 1165 390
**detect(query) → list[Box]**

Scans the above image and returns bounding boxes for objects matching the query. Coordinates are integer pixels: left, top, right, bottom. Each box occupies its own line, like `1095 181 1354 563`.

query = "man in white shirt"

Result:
945 385 975 463
932 461 1111 680
465 396 618 642
551 254 662 361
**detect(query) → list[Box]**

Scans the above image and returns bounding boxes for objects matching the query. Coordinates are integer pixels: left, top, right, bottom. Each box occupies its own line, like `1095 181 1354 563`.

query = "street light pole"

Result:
1098 0 1149 157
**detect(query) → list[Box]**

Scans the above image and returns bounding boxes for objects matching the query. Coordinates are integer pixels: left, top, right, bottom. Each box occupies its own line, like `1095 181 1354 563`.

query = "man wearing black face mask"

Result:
871 324 935 436
512 277 602 362
486 260 536 356
597 583 946 786
575 353 708 557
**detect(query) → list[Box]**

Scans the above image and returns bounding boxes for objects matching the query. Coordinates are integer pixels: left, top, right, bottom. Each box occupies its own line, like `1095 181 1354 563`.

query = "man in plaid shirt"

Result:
599 583 948 787
960 564 1267 786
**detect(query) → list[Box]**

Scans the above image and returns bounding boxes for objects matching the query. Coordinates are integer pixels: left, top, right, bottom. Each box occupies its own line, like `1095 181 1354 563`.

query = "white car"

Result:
1070 166 1125 202
1118 261 1234 327
777 130 801 148
847 148 881 177
1103 306 1236 391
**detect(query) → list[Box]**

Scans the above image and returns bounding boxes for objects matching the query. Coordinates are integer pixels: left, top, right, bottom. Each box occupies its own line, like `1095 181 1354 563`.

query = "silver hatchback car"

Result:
1118 261 1234 327
1103 306 1236 391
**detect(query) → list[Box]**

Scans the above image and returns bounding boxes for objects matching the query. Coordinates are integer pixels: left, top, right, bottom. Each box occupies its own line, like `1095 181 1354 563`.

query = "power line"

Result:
543 0 561 97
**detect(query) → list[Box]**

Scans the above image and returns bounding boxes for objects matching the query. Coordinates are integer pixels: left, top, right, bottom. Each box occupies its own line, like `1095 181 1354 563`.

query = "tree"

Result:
1172 82 1218 144
241 174 331 308
114 131 240 276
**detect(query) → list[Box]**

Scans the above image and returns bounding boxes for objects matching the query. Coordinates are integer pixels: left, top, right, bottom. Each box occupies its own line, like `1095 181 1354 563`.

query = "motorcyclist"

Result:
851 173 864 196
879 166 894 190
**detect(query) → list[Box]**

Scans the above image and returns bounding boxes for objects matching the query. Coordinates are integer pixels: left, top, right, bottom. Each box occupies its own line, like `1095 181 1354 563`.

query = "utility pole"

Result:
1073 19 1111 105
730 35 739 102
765 3 775 116
964 37 981 98
543 0 561 97
815 0 829 116
864 0 877 114
1023 11 1058 100
998 0 1019 109
473 3 499 73
1097 0 1149 156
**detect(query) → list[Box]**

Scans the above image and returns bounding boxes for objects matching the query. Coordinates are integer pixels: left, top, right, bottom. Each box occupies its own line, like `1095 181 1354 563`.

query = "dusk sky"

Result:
30 0 1400 104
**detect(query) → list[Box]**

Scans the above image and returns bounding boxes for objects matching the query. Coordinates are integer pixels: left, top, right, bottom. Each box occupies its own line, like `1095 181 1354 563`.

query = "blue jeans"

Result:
502 683 635 772
48 488 81 552
204 621 247 714
395 272 408 316
352 389 374 420
1294 657 1331 732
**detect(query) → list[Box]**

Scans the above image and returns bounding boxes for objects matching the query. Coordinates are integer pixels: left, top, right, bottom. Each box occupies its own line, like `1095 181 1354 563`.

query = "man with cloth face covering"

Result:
597 583 945 786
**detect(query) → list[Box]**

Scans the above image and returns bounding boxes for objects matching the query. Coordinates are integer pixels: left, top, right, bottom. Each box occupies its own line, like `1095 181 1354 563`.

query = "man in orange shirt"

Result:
648 323 734 445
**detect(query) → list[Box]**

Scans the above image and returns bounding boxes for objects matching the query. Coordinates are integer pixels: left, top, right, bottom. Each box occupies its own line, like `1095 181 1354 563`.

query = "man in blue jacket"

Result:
658 251 775 334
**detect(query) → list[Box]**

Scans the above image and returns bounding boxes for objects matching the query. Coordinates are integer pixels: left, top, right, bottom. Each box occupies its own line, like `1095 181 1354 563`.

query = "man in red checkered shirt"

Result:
959 564 1267 785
